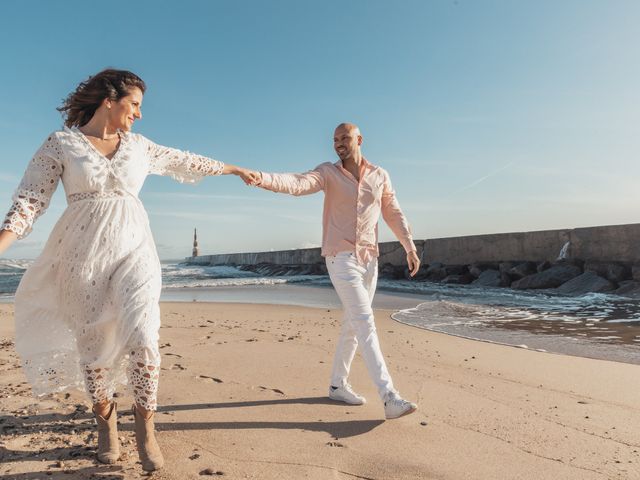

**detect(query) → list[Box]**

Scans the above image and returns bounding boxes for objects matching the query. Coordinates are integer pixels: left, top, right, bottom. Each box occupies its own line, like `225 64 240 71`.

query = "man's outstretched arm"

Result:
255 166 325 196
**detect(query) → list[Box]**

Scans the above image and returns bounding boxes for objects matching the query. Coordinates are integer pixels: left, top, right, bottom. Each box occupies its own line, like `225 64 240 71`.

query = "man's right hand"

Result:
406 250 421 277
237 168 261 186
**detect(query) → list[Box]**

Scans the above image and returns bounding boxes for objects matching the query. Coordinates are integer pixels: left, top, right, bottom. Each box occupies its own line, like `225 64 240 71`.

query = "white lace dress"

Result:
2 127 223 406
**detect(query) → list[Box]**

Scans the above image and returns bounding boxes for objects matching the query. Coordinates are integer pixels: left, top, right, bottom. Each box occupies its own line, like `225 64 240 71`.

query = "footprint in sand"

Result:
258 386 285 395
170 364 186 371
164 352 183 358
197 375 223 383
326 441 345 448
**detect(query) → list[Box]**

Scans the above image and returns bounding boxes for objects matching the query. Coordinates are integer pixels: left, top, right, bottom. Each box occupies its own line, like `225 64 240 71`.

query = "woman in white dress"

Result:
0 69 258 471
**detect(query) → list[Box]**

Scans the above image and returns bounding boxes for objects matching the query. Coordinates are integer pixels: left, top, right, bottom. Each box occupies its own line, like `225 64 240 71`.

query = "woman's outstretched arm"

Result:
144 135 261 186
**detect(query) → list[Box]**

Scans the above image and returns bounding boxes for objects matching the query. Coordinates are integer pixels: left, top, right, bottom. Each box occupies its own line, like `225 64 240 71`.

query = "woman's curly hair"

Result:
58 69 146 128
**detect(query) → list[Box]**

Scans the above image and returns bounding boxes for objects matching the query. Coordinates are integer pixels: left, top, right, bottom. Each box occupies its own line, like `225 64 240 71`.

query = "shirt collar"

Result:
334 156 372 170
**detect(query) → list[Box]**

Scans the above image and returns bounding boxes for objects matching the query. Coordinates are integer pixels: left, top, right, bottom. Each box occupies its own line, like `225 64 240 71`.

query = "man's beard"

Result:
337 150 352 161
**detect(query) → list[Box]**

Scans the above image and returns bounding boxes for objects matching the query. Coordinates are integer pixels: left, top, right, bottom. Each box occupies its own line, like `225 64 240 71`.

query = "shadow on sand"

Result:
0 457 125 479
1 396 383 475
154 396 384 437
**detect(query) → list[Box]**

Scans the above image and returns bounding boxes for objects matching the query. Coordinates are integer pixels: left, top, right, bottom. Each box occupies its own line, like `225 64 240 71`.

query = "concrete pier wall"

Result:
185 223 640 266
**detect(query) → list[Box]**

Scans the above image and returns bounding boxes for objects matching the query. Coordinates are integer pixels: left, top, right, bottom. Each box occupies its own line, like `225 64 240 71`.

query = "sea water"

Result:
2 260 638 364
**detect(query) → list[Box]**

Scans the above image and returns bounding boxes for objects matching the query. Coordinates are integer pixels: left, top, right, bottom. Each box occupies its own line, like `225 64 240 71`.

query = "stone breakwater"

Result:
226 258 639 298
386 258 640 297
185 223 640 297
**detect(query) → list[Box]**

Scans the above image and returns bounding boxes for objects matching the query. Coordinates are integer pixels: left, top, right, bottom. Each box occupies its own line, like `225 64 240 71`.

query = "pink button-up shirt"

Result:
259 157 416 265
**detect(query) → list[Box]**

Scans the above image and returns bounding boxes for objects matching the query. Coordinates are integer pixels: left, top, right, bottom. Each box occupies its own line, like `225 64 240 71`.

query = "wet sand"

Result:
159 283 429 310
0 302 639 479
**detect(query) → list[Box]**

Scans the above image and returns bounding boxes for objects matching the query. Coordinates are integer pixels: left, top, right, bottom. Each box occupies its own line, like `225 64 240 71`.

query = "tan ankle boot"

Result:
93 402 120 464
132 404 164 471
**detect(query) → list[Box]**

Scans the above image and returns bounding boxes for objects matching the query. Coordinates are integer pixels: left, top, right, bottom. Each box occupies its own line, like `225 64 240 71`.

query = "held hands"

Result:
235 167 261 186
407 250 421 277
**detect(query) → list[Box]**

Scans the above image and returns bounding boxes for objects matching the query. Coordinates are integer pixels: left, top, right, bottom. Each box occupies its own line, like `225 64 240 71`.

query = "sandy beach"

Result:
1 301 639 479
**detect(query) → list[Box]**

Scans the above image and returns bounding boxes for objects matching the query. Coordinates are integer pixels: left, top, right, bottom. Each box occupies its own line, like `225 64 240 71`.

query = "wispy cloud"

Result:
520 164 640 183
270 212 318 224
523 191 640 209
142 191 267 202
300 242 320 249
451 161 515 195
393 157 473 168
147 210 247 222
402 202 517 213
0 173 18 183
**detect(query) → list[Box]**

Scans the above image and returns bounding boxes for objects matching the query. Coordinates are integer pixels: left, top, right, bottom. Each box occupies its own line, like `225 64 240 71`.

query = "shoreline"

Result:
2 282 639 366
159 283 430 309
0 302 638 479
391 312 640 367
147 285 640 366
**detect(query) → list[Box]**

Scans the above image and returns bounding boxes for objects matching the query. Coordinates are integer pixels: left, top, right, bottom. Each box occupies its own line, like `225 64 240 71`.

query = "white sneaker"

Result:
384 392 417 419
329 384 366 405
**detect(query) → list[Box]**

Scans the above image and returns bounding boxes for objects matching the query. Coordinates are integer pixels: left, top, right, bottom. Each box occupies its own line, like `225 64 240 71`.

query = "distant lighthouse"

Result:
192 228 199 257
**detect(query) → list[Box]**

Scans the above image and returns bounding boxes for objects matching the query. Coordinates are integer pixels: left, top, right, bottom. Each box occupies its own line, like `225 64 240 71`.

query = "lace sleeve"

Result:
1 134 64 239
145 137 224 184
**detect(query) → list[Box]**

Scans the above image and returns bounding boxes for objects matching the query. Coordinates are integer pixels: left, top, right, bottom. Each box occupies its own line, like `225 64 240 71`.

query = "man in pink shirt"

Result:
254 123 420 419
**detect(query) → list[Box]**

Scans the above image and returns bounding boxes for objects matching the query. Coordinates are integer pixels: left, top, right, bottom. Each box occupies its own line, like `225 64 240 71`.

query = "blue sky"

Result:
1 0 639 259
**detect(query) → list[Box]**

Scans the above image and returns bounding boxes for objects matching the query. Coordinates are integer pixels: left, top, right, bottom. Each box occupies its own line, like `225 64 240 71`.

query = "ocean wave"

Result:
161 264 261 282
160 262 330 289
4 261 640 326
0 259 32 271
392 298 640 364
162 275 331 289
0 259 31 295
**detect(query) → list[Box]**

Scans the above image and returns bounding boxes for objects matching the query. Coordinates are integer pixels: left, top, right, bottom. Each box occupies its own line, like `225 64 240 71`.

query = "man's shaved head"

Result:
335 122 361 136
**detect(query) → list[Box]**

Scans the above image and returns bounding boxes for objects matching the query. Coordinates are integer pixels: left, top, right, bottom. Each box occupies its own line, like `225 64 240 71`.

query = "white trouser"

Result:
326 252 395 400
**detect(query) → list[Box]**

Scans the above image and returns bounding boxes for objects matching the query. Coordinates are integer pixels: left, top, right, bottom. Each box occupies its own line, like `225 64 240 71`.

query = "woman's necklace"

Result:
79 127 120 141
85 133 120 141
